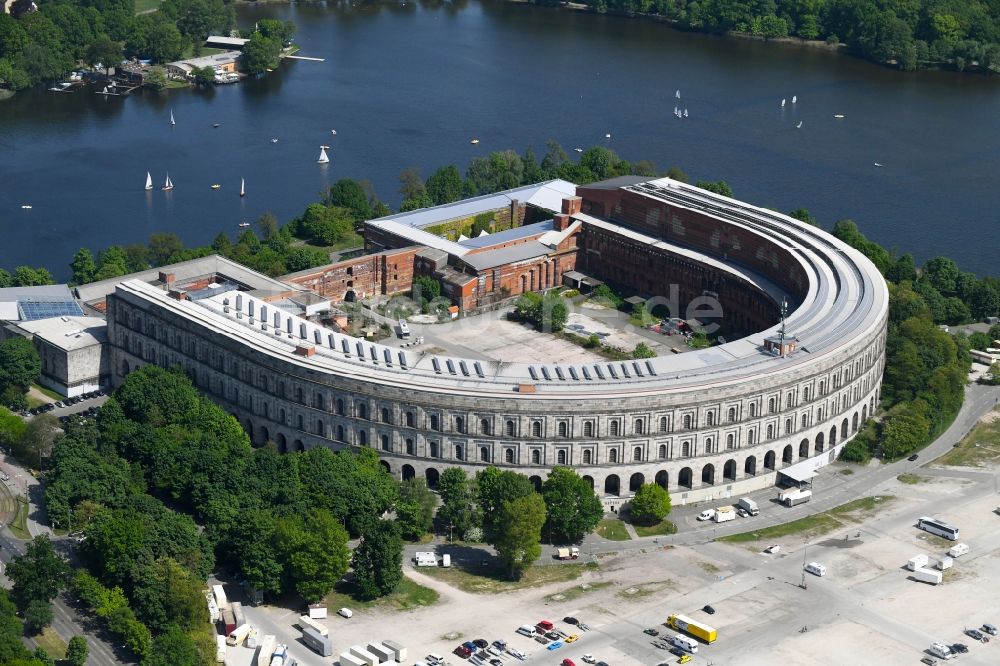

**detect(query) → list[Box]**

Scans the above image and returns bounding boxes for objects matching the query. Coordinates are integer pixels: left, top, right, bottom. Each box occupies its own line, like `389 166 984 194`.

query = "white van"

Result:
516 625 535 637
671 635 698 653
804 562 827 577
947 543 969 558
697 509 716 521
338 607 353 618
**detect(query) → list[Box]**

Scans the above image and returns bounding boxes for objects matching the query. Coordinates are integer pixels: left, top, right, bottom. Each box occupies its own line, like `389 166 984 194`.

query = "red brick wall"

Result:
283 248 418 304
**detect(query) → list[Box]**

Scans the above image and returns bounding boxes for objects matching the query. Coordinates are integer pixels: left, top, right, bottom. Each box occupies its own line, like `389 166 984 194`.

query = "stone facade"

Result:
282 248 418 303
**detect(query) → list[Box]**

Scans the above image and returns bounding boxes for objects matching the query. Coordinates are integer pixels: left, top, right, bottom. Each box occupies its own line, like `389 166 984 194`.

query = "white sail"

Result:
792 95 797 104
170 109 175 126
317 147 329 164
781 98 786 107
163 174 173 190
145 172 153 190
675 89 680 99
240 178 245 197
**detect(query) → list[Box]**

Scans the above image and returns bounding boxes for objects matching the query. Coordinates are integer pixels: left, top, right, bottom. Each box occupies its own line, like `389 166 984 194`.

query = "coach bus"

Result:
917 516 959 541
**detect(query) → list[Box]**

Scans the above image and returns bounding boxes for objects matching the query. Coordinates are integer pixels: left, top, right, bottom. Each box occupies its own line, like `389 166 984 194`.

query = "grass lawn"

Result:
323 576 439 612
9 496 30 540
595 519 631 541
936 408 1000 467
291 233 365 255
897 473 929 485
632 520 677 537
32 627 67 660
134 0 163 12
720 495 896 544
420 561 596 595
31 383 63 401
543 580 613 602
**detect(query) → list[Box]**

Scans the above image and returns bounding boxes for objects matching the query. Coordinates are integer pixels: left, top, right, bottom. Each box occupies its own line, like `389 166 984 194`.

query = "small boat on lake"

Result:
317 146 330 164
20 205 32 209
796 121 803 129
834 114 845 119
145 172 153 190
874 162 884 167
238 221 250 228
240 178 245 197
170 109 175 126
792 95 797 104
210 184 221 190
470 138 479 145
162 174 173 191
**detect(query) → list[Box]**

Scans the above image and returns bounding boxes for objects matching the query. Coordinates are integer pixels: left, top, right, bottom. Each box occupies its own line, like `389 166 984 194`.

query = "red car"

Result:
454 646 472 659
562 660 576 666
536 620 554 632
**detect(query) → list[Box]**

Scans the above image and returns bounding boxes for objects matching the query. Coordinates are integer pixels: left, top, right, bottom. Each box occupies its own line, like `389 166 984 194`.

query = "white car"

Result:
505 648 527 661
764 545 781 554
337 607 353 618
697 509 716 521
804 562 827 577
582 655 596 664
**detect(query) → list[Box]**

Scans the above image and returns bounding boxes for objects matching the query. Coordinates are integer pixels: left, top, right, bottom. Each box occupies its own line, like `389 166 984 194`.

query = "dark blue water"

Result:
1 0 998 278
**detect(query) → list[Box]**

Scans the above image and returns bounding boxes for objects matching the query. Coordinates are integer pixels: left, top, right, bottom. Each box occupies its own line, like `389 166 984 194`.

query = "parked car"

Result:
565 634 579 643
965 628 984 641
983 623 998 636
950 644 968 654
563 617 579 625
696 509 715 521
908 454 919 461
534 636 549 645
562 660 576 666
764 545 781 554
920 657 937 666
489 659 502 666
454 647 472 659
582 656 596 664
491 640 506 651
678 656 692 664
644 628 659 636
545 632 560 641
702 605 716 615
473 639 489 649
547 641 563 651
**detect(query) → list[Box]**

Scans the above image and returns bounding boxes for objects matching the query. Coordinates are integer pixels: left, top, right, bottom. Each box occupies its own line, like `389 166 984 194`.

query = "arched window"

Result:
504 448 514 463
506 420 515 436
633 446 642 462
681 441 691 457
481 418 491 435
480 447 490 462
766 424 774 440
405 438 414 454
819 381 825 395
455 416 464 433
429 441 439 458
786 391 794 407
430 414 439 431
728 407 736 422
610 421 620 437
801 413 808 429
455 444 464 461
803 387 810 401
583 450 593 464
358 403 368 420
557 450 567 465
405 411 415 427
634 419 644 435
381 434 390 451
358 430 367 446
296 387 304 404
336 424 344 441
381 407 390 423
658 444 667 459
608 448 618 463
750 402 757 417
558 422 568 437
531 450 541 464
336 398 345 416
707 412 715 426
748 430 755 445
683 414 692 429
314 393 325 410
726 433 735 449
584 421 594 437
659 416 668 433
784 417 792 433
768 397 776 413
705 437 713 453
296 413 303 429
531 421 542 437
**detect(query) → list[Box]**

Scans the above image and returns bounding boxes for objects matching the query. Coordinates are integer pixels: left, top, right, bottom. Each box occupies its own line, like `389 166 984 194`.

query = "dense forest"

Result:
0 0 234 91
536 0 1000 72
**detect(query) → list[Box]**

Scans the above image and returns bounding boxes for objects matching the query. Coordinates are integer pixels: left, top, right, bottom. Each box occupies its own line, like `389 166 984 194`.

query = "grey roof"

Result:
367 180 576 232
459 241 551 272
0 285 74 302
17 316 107 352
458 220 555 249
578 175 653 191
75 255 300 305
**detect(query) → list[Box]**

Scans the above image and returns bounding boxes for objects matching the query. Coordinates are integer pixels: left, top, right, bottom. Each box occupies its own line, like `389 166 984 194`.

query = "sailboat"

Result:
683 109 688 118
162 174 173 191
240 178 246 197
675 89 680 99
792 95 797 104
781 98 786 107
796 121 803 129
238 221 250 228
317 146 330 164
170 109 175 126
145 172 153 190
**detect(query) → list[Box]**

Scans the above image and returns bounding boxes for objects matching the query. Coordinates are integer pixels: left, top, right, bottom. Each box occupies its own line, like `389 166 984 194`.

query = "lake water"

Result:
1 0 998 278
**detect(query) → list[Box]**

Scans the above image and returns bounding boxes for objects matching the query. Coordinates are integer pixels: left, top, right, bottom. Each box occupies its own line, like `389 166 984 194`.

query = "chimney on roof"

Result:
159 271 175 285
294 343 316 357
562 196 582 215
168 289 188 301
554 213 570 231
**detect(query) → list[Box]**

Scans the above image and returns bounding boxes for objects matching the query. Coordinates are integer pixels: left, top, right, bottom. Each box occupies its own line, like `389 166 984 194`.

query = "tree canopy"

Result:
541 467 604 542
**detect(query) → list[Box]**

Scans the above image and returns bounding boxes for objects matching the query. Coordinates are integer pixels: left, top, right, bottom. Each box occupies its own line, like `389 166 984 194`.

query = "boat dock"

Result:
283 55 325 62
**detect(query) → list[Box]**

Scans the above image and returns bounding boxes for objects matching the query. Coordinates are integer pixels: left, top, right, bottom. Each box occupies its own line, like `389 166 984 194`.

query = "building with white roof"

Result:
2 316 108 397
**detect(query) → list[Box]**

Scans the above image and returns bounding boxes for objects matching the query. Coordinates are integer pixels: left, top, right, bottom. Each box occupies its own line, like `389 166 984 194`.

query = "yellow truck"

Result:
666 613 717 644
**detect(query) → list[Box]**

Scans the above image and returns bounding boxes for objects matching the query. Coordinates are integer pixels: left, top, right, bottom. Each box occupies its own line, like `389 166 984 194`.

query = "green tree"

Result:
275 509 350 603
16 412 58 469
145 20 184 63
395 478 437 540
297 447 398 537
144 65 167 90
541 467 603 543
695 180 733 197
477 467 535 544
425 165 463 205
191 65 215 85
435 468 480 540
141 625 199 666
351 520 404 599
11 266 53 287
629 483 672 525
22 600 52 636
257 18 296 44
632 342 657 359
85 37 122 72
0 337 38 402
65 635 89 666
494 493 546 579
242 32 281 74
6 536 70 611
70 248 97 285
297 204 355 246
323 179 373 223
412 275 442 305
